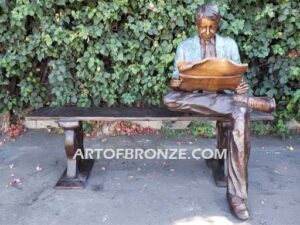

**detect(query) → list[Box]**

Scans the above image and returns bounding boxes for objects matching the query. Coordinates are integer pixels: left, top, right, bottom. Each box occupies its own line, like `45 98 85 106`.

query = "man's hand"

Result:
170 78 182 90
235 82 249 94
177 60 193 72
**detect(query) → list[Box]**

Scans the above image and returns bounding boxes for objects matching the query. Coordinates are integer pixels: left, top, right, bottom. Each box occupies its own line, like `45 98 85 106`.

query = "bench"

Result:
26 106 274 189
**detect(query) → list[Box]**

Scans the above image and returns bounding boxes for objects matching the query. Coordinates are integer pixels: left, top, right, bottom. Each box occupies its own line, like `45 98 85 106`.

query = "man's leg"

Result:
163 90 238 189
163 91 234 115
163 91 251 220
227 106 251 220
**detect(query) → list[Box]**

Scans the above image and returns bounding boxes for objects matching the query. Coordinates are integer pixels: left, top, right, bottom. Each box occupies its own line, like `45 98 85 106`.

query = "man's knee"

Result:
163 94 171 105
231 106 250 134
232 106 249 120
163 91 181 107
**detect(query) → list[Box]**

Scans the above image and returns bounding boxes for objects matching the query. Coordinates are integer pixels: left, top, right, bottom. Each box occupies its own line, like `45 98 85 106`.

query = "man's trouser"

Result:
163 91 250 199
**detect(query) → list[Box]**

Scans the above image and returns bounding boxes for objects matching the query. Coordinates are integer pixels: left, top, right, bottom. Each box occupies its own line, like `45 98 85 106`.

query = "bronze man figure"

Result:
163 3 275 220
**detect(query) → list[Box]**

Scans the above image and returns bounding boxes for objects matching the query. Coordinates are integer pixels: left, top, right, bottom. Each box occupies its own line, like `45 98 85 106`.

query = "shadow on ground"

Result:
0 130 299 225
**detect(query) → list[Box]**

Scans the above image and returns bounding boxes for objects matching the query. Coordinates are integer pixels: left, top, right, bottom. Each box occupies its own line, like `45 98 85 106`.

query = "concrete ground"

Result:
0 130 299 225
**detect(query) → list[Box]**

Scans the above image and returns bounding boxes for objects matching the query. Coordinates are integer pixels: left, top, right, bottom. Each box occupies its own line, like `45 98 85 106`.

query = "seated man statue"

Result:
163 3 275 220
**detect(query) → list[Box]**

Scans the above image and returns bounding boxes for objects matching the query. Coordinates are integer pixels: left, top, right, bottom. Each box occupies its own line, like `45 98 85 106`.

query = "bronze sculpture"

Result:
163 3 275 220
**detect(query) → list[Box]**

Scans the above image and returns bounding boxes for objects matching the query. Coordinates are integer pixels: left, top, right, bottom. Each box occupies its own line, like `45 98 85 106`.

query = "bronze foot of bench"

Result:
206 158 227 187
56 119 94 189
56 159 94 189
212 165 227 187
207 120 231 187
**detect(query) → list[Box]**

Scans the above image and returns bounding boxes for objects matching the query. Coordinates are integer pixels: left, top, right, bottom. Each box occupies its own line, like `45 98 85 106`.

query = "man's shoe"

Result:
227 193 249 220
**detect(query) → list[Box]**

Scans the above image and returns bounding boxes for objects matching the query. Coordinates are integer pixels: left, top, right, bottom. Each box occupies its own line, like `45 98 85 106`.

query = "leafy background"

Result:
0 0 299 134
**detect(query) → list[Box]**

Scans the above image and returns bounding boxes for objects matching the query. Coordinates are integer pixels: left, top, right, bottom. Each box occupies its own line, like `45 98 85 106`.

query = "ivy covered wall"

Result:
0 0 299 133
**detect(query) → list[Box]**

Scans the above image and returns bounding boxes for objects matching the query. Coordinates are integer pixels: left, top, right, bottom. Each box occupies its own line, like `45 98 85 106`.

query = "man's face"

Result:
197 17 218 42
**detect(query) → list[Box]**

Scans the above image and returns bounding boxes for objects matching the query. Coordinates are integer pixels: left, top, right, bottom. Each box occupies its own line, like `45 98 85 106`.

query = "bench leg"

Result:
56 120 94 189
206 120 231 187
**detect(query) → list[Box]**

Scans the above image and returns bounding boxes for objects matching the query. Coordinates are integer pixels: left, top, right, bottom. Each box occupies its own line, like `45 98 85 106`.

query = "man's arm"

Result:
230 39 249 94
229 39 241 64
172 43 185 79
170 43 185 90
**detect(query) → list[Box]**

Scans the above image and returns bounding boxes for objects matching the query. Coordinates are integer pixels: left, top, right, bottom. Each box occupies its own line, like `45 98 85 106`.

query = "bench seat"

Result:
26 106 274 121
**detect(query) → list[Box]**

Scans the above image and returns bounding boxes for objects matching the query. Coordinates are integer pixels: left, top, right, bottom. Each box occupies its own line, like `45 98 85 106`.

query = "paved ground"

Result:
0 130 299 225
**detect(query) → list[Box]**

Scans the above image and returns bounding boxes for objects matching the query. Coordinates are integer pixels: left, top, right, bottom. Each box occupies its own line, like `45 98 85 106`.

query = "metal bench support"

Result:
55 119 94 189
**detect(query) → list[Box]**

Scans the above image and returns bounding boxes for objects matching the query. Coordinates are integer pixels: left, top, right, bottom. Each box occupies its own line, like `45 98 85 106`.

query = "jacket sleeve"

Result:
172 43 185 79
228 39 251 95
224 39 241 94
230 39 241 64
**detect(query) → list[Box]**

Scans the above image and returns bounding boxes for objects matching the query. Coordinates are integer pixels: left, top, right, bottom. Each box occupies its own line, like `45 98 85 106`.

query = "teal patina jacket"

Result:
172 34 241 79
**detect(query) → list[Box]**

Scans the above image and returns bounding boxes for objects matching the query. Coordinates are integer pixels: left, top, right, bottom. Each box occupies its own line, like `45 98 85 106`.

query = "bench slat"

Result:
26 106 274 121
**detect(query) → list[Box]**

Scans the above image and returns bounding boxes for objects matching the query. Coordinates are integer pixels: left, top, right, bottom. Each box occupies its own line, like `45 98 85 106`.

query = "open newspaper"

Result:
178 58 248 92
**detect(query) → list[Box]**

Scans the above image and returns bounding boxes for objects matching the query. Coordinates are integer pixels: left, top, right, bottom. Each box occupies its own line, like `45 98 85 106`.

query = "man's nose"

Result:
206 28 210 35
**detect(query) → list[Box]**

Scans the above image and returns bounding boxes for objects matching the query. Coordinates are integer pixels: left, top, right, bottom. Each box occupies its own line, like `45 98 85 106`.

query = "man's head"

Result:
195 3 220 42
